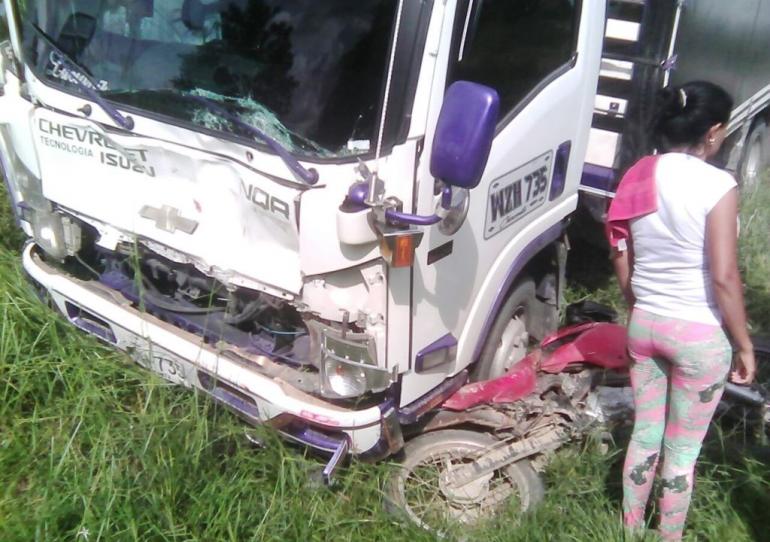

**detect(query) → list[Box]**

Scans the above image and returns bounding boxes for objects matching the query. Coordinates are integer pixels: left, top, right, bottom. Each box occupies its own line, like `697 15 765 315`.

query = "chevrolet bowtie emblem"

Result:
139 205 198 234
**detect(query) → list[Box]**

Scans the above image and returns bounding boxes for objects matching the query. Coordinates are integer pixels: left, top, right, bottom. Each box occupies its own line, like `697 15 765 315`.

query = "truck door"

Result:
402 0 606 405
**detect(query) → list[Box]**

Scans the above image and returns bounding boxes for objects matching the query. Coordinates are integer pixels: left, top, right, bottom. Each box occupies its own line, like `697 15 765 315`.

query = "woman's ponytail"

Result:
650 81 732 152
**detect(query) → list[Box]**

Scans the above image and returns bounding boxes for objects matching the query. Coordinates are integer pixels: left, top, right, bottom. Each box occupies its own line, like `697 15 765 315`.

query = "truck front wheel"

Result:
472 278 536 382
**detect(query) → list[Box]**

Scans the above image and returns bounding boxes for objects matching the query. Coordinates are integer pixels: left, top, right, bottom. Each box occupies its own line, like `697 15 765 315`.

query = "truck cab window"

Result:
449 0 580 120
18 0 397 159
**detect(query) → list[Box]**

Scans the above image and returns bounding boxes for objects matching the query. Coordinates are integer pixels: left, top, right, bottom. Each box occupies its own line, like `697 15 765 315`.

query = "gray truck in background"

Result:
582 0 770 211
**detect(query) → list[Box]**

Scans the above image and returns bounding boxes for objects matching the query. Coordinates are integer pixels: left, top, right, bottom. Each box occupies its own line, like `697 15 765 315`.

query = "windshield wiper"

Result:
28 22 135 130
187 94 319 186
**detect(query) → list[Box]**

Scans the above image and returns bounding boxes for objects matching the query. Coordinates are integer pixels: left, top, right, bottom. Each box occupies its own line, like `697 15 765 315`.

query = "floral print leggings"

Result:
622 309 732 540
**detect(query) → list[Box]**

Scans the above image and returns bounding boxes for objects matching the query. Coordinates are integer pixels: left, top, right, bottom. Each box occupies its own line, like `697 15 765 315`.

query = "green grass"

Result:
0 241 430 541
739 180 770 334
1 177 769 541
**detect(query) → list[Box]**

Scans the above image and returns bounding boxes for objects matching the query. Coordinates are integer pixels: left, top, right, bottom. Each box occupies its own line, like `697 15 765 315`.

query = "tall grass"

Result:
0 243 433 541
739 179 770 334
1 177 769 541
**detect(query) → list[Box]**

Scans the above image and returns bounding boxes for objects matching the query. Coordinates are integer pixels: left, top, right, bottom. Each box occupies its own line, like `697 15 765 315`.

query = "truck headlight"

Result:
0 127 80 259
319 331 391 399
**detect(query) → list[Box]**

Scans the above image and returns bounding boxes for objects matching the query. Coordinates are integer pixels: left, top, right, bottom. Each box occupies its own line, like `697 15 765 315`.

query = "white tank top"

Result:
630 153 737 325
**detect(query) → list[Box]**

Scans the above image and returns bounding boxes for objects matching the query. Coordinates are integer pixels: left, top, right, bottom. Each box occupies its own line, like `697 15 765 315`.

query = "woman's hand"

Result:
730 347 756 385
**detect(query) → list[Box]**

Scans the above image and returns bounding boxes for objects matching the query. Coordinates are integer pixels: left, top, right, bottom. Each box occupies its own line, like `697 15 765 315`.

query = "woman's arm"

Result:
706 187 755 384
611 244 636 308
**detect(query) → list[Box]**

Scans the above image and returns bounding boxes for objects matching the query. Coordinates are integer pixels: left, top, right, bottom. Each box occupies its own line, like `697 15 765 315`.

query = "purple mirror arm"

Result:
385 209 441 226
346 181 441 226
189 96 319 186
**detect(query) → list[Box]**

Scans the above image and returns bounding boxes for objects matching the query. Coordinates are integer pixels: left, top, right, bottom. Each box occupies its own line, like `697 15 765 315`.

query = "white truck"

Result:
0 0 767 480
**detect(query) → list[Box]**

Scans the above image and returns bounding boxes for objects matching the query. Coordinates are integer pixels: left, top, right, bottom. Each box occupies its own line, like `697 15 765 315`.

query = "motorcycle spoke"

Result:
401 449 519 528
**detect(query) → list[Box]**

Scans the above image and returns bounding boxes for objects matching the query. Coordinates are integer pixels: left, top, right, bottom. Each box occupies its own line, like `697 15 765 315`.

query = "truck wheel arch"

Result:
467 236 564 381
471 277 537 381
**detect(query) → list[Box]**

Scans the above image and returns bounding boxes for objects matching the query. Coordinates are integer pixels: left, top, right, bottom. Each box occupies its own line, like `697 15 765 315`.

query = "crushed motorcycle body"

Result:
385 322 769 531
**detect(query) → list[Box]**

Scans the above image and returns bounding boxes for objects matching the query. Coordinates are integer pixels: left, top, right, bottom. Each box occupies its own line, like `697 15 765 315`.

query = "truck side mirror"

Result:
430 81 500 190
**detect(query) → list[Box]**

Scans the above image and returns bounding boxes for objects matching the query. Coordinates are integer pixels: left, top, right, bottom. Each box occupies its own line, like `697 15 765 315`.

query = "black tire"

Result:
472 278 536 382
739 121 769 189
715 341 770 437
385 429 545 533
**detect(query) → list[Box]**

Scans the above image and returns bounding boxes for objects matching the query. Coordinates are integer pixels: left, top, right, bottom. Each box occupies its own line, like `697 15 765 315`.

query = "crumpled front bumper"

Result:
21 243 402 459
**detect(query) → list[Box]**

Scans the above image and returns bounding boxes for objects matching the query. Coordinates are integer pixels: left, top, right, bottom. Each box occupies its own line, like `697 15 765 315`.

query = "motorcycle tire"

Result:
385 429 544 534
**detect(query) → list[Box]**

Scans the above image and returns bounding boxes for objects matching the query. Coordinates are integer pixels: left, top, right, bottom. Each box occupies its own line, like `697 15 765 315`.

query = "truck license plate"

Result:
484 151 553 239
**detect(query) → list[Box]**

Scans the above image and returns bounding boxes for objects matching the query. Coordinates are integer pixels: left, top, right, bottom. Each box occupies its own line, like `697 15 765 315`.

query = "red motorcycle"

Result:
386 321 769 532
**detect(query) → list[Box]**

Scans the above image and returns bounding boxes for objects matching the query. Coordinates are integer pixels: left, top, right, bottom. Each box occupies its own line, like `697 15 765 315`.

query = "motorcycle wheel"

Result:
385 429 544 533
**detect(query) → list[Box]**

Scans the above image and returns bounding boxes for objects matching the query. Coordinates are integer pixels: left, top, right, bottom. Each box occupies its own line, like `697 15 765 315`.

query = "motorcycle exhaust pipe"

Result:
723 382 766 406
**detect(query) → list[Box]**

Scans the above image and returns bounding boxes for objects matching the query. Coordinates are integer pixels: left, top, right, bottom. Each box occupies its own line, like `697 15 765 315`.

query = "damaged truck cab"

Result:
0 0 604 466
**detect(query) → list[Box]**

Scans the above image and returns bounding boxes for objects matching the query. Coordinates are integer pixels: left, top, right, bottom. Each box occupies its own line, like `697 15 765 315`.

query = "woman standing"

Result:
607 81 756 540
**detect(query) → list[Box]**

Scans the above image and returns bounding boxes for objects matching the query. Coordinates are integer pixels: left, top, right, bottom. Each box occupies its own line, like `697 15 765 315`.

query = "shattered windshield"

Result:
18 0 397 158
